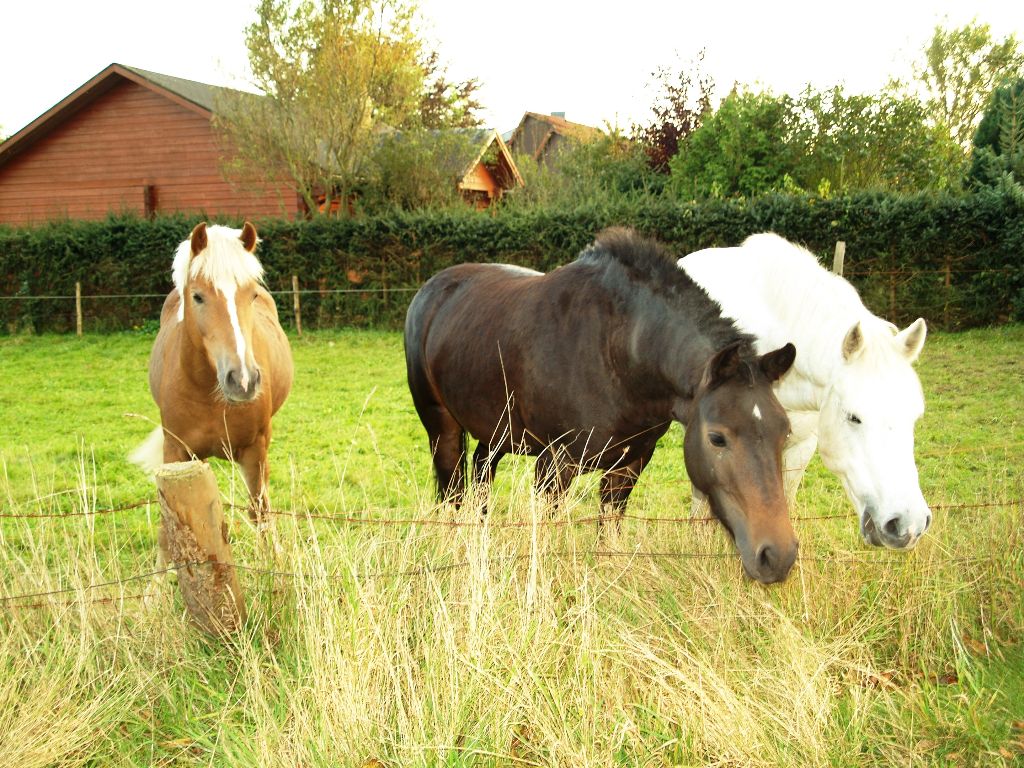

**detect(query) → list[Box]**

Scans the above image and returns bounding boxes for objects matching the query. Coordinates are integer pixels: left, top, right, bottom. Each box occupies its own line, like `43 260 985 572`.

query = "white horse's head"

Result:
817 317 930 548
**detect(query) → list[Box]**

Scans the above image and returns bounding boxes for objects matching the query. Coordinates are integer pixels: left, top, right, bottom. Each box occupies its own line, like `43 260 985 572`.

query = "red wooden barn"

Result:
0 63 303 226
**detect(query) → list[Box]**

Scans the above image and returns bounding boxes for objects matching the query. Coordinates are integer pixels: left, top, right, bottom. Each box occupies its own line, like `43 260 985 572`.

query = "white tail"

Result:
129 426 165 474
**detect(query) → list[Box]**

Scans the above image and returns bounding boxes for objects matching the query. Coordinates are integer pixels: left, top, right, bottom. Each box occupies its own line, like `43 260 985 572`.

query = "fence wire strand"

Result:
1 497 1019 523
2 541 1015 612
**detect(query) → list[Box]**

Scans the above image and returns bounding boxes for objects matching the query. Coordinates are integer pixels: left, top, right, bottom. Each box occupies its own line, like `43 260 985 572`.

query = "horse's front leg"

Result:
534 448 576 515
237 436 271 527
471 442 504 517
161 426 194 464
781 416 819 509
599 443 657 529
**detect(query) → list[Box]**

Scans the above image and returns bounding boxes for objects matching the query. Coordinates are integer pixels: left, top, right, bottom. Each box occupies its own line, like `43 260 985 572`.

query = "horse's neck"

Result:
684 246 876 409
626 292 738 405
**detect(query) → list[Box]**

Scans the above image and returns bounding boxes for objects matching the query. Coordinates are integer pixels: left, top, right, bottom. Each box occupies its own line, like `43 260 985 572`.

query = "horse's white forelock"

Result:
172 225 264 321
836 317 924 418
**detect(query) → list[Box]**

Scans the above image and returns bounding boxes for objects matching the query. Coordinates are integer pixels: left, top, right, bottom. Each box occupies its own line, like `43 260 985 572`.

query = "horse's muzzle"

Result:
861 508 927 549
743 539 798 584
222 366 262 403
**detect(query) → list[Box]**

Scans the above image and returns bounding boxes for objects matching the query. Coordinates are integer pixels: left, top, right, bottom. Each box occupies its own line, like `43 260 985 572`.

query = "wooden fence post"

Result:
75 282 83 336
155 461 246 635
291 275 302 337
944 254 952 329
832 241 846 276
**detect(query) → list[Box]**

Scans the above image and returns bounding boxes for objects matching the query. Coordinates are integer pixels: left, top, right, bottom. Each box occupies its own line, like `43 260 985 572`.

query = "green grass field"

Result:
0 326 1022 767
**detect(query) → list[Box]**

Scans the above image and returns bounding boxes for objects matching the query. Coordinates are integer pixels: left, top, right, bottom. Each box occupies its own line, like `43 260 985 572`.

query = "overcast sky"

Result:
2 1 1022 138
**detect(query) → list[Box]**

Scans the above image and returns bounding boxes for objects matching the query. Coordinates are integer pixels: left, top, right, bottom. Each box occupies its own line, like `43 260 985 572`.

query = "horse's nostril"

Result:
883 517 902 538
757 544 776 573
925 513 932 529
226 370 237 388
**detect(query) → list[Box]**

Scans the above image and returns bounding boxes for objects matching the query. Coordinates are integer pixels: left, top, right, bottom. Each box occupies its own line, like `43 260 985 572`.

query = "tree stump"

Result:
155 460 246 635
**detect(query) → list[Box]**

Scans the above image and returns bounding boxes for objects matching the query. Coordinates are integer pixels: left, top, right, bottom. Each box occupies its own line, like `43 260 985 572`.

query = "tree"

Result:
911 20 1024 148
416 50 484 130
799 87 961 193
967 78 1024 188
631 51 714 173
668 87 803 198
668 85 961 199
216 0 460 215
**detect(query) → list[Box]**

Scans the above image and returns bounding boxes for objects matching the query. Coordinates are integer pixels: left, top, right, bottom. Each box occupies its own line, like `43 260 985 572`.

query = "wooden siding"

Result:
0 80 299 225
459 163 498 196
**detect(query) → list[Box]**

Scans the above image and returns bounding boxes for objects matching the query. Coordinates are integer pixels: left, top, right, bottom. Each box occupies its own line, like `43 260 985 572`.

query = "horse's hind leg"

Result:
422 406 467 506
471 442 504 516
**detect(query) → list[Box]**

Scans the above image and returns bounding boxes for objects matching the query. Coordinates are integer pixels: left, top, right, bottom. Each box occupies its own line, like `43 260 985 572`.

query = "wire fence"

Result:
1 484 1020 611
2 259 1021 334
0 496 1019 524
2 543 1016 612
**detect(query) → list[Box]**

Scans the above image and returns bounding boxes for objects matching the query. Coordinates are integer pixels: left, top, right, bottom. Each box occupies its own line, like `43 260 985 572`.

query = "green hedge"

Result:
2 190 1022 333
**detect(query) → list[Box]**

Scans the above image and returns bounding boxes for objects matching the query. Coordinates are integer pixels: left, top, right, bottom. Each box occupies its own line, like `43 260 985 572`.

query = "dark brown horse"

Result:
131 221 293 521
405 228 799 583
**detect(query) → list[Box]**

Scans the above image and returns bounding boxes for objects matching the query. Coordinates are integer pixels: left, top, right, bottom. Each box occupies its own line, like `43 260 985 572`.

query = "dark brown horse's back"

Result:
405 260 664 462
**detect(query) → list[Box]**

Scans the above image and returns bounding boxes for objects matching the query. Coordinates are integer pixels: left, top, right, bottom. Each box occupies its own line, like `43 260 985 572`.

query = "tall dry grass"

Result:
1 457 1020 767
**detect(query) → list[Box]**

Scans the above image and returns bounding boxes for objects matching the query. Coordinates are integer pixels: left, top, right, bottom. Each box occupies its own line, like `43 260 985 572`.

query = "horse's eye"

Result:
709 432 727 448
847 413 862 425
192 292 204 304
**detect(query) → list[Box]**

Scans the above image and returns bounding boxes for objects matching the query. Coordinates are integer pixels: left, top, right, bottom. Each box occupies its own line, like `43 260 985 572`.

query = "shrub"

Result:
1 189 1021 333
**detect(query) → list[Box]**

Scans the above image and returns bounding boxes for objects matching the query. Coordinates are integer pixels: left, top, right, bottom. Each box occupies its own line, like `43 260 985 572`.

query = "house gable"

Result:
0 64 299 225
507 112 602 168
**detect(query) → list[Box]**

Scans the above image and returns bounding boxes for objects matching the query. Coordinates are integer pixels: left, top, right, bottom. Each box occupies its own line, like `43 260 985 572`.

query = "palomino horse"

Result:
405 228 799 584
680 233 930 549
131 222 293 521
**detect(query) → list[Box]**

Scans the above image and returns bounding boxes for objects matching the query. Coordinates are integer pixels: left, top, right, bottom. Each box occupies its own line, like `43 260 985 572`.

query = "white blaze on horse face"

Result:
817 341 929 549
220 281 251 391
752 404 762 421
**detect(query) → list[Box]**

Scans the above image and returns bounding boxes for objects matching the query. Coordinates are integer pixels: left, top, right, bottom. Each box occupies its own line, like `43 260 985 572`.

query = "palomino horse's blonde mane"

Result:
172 224 265 321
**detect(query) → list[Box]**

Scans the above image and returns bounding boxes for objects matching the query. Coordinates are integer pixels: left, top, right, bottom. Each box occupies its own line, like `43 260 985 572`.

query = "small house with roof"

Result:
506 111 602 168
450 128 523 208
0 63 303 226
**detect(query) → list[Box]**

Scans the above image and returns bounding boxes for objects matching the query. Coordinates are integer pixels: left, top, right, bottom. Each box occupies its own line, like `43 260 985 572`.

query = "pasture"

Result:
0 326 1022 767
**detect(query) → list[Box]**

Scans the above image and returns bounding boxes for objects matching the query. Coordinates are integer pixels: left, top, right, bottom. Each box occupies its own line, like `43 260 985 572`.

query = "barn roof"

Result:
0 63 251 169
438 128 524 188
116 65 244 114
507 111 602 162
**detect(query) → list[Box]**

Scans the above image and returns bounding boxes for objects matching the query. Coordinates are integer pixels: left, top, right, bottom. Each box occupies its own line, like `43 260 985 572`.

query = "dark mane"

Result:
578 227 754 357
578 227 690 293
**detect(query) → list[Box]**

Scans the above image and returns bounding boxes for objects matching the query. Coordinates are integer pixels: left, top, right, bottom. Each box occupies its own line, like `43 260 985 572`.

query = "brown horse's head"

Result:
173 221 266 403
683 342 798 584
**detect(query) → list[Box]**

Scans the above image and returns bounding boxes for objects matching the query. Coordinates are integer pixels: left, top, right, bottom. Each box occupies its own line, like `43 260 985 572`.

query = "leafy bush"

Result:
1 189 1021 333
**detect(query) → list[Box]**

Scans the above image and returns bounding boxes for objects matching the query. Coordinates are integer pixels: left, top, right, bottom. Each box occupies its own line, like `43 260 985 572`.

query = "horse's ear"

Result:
895 317 927 363
706 341 743 389
842 321 864 361
190 222 207 257
759 342 796 382
240 221 258 253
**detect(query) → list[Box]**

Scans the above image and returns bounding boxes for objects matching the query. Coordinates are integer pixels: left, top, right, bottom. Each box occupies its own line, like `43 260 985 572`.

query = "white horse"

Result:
679 233 930 549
